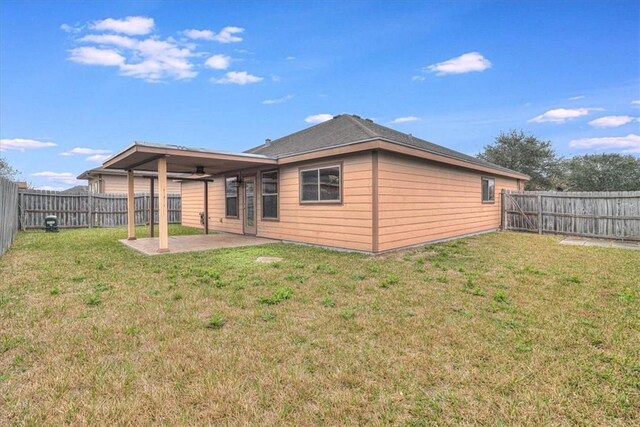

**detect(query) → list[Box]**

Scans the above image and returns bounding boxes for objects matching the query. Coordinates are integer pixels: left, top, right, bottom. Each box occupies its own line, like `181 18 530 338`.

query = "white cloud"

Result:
632 100 640 107
305 114 333 124
61 147 112 156
569 134 640 153
86 154 112 162
204 54 231 70
68 19 251 83
80 34 137 49
286 56 295 60
568 95 585 100
411 75 426 82
529 107 602 124
211 26 244 43
588 115 636 128
60 23 81 33
183 29 214 40
0 138 57 152
213 71 262 85
90 16 154 35
262 94 293 105
32 171 82 185
426 52 492 76
391 116 420 124
72 36 196 82
68 46 126 66
120 38 196 81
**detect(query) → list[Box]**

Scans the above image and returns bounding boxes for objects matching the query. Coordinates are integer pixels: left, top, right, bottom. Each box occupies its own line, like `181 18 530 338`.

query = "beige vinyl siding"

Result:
182 179 244 234
181 181 204 228
179 149 520 253
101 175 182 194
377 151 518 251
206 177 244 234
257 152 373 252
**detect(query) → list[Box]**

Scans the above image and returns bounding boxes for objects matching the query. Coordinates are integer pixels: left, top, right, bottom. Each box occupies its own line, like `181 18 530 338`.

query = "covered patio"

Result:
120 233 279 256
103 142 277 253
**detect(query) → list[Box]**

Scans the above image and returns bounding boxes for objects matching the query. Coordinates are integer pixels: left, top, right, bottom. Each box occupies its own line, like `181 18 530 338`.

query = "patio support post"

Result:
157 157 169 252
127 170 136 240
203 181 209 235
149 177 155 238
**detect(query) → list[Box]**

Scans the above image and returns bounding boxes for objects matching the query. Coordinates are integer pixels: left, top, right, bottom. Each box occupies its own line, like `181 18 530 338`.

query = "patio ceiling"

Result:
103 142 277 175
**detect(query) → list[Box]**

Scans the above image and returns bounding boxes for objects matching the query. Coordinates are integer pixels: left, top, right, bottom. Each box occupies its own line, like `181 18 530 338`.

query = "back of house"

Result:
181 114 527 253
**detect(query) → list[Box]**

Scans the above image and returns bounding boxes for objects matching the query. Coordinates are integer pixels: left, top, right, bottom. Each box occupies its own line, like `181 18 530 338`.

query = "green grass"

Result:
0 225 638 425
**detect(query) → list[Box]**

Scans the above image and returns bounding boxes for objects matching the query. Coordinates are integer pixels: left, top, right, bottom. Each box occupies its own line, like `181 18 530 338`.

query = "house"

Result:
77 167 183 194
61 185 88 194
103 114 528 253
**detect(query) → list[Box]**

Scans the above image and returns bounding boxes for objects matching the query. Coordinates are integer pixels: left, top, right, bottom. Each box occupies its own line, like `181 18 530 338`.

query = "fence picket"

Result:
504 190 640 240
16 190 181 229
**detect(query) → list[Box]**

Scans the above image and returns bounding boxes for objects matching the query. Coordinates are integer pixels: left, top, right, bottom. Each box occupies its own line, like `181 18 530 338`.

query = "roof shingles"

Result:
246 115 525 177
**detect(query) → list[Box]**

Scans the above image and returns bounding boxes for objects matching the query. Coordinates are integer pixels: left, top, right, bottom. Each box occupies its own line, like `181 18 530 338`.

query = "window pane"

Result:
482 178 495 202
262 171 277 183
488 178 495 201
263 195 277 218
320 167 340 201
262 171 278 196
262 182 277 195
225 177 238 216
226 197 238 217
301 170 318 201
226 177 237 197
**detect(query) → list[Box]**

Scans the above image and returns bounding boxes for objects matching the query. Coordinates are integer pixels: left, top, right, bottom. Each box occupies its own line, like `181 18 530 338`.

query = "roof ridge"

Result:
244 115 345 154
344 115 378 138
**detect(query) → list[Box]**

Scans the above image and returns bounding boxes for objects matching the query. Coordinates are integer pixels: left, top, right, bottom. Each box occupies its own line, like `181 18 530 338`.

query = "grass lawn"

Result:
1 226 638 425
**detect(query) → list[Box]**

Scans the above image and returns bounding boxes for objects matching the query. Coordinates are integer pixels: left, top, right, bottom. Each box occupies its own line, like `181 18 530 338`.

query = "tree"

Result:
563 154 640 191
478 130 563 190
0 156 19 180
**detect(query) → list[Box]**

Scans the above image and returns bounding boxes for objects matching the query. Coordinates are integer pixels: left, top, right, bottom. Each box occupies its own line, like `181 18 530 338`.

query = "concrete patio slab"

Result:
560 237 640 251
120 233 279 255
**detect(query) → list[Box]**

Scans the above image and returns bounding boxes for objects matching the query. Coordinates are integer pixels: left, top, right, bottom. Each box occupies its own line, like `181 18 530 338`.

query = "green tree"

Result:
478 130 563 190
0 156 20 180
564 154 640 191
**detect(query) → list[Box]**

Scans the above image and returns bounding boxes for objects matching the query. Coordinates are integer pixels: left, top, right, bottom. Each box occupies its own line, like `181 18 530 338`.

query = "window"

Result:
261 170 278 219
482 177 495 203
300 165 341 203
225 176 239 217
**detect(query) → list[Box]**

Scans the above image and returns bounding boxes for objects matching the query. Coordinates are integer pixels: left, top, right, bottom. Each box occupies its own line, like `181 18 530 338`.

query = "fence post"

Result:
500 189 506 231
88 192 93 228
17 190 22 230
537 194 542 234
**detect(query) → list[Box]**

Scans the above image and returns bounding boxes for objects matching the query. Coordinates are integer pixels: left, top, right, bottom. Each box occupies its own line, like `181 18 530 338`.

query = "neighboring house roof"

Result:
61 185 88 194
246 114 526 178
77 167 190 180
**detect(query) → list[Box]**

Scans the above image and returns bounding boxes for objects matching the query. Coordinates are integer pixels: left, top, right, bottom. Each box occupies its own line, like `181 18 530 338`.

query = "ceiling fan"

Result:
183 165 214 180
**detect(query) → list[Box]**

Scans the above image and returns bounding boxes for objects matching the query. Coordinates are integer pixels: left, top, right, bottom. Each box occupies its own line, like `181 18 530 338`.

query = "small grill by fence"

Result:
18 190 181 229
502 190 640 241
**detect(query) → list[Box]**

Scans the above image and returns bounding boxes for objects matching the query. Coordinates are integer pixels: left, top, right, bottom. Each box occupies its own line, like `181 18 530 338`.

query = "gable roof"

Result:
246 114 527 178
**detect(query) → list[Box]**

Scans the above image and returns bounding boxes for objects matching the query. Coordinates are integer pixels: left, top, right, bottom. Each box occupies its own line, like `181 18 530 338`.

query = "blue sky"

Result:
1 0 638 190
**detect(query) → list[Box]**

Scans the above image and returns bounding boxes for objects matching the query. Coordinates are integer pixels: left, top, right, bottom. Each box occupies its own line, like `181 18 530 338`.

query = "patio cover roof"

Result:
103 142 277 175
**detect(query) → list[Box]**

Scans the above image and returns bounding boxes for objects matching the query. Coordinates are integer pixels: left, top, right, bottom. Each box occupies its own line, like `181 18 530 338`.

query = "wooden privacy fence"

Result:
502 190 640 241
0 177 19 255
18 190 181 229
